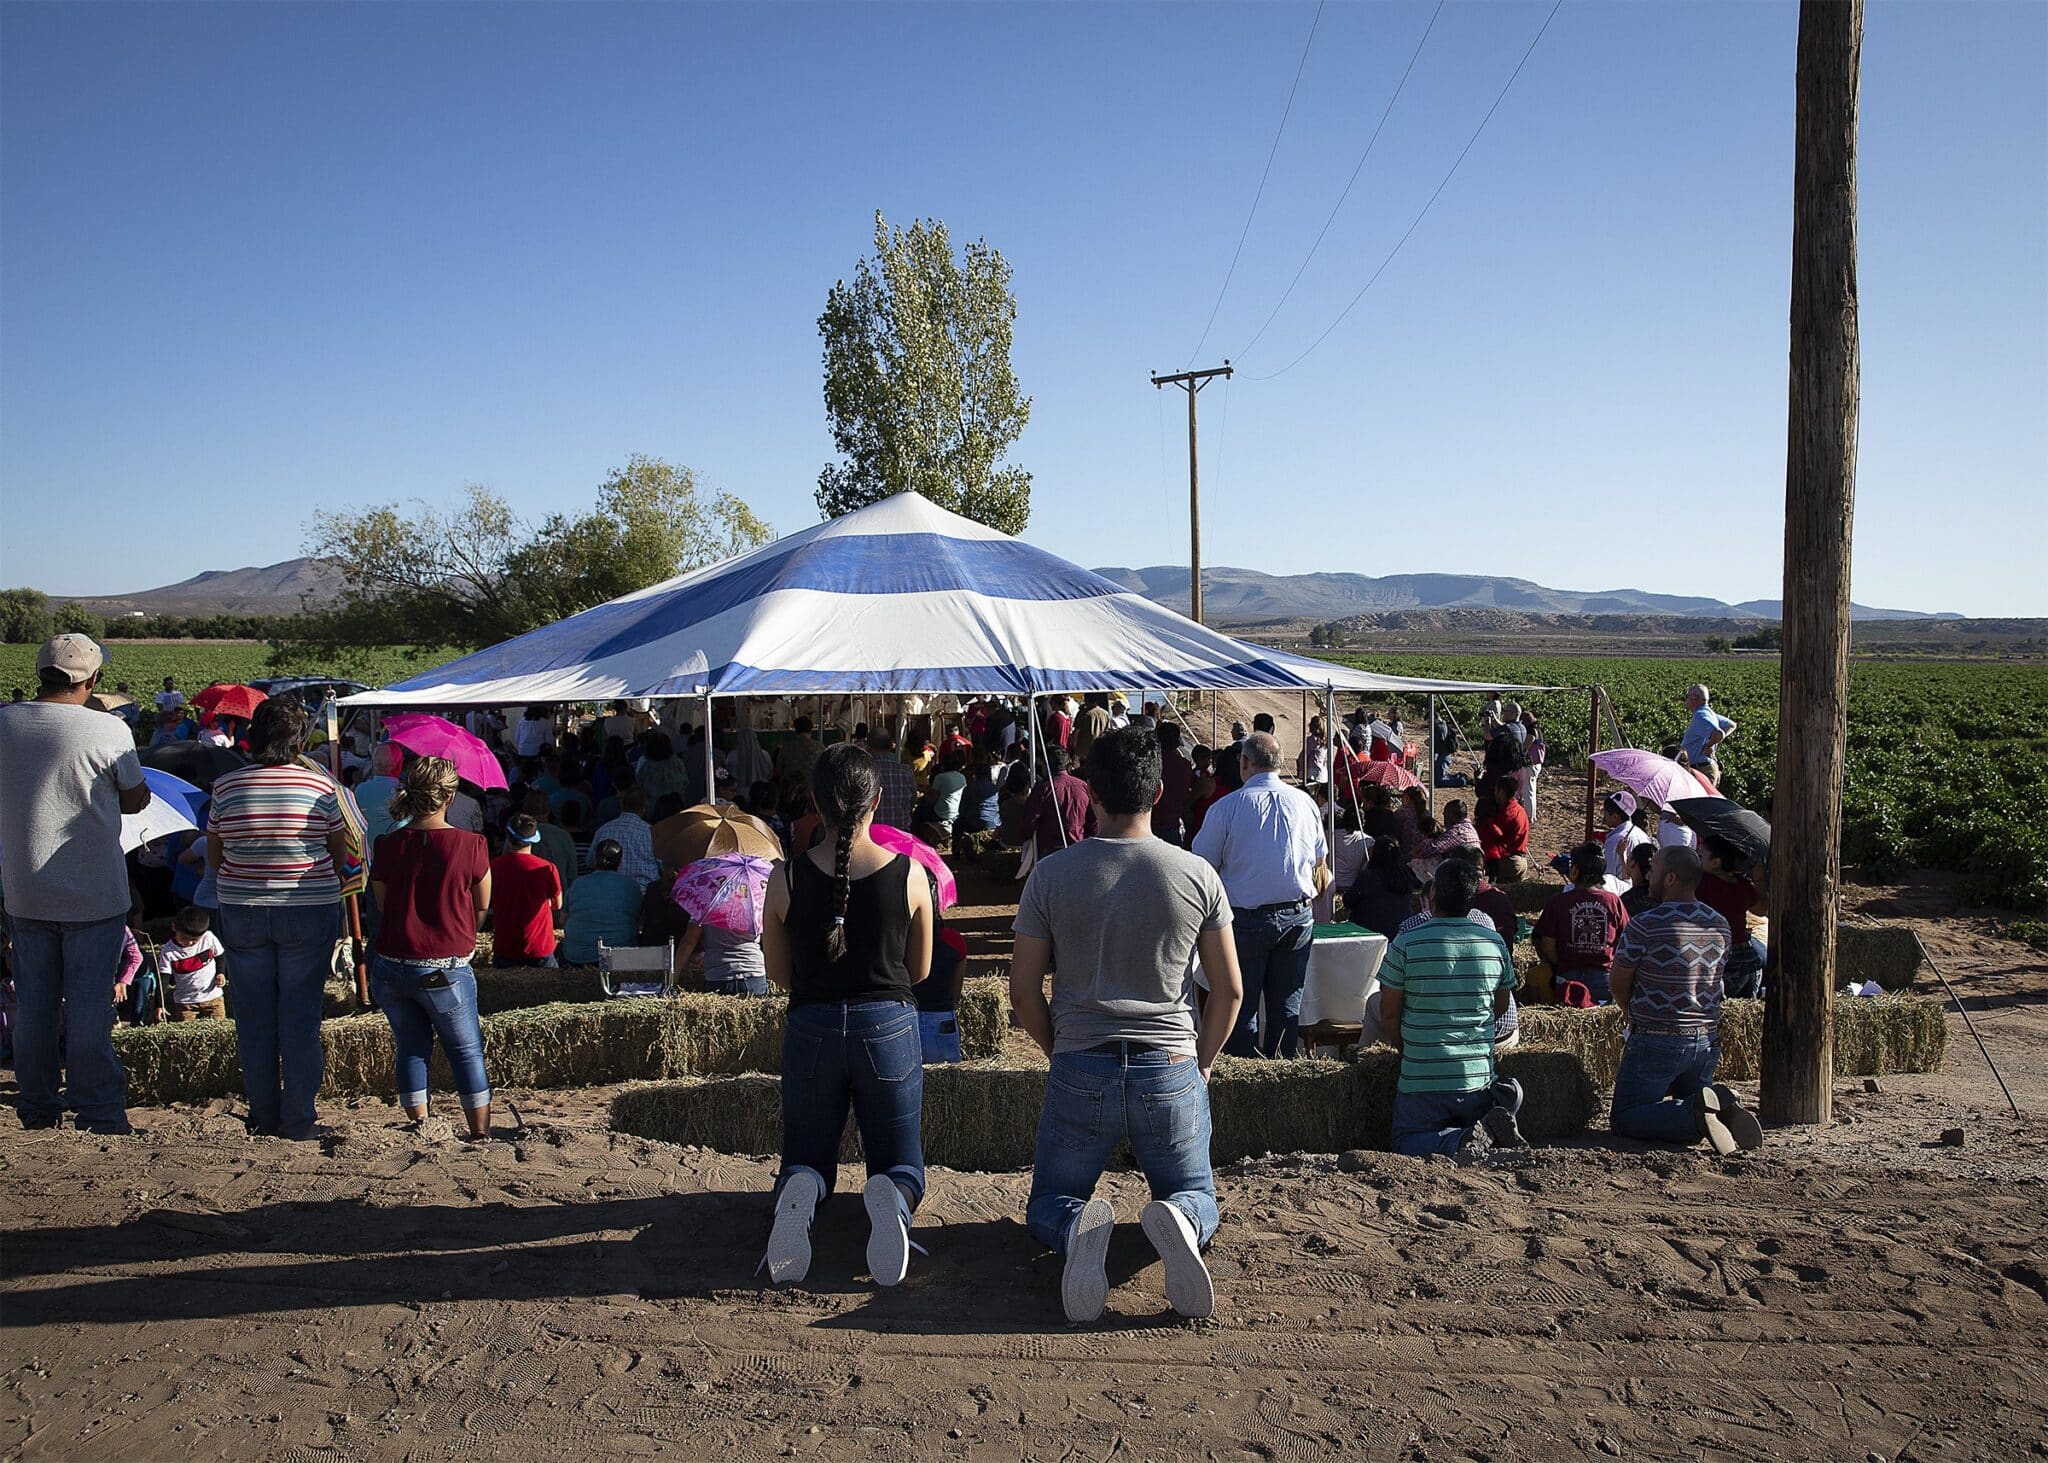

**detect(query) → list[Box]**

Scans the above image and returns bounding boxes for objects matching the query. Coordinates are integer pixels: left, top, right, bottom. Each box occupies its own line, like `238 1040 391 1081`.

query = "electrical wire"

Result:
1185 0 1326 366
1246 0 1565 382
1235 0 1447 360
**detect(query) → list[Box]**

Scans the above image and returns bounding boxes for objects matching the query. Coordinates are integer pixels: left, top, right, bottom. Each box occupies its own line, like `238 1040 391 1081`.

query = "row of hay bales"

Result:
114 981 1011 1107
608 1049 1601 1171
1513 994 1947 1089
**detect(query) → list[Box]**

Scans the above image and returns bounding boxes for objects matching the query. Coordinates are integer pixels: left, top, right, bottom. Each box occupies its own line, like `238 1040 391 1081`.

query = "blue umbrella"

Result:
122 768 210 852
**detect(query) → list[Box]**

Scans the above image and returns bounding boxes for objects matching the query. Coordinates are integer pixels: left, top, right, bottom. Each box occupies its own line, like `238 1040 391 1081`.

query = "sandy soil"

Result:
6 764 2048 1461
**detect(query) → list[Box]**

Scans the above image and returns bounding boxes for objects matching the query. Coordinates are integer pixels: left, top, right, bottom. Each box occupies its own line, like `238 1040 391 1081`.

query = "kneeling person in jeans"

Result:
1010 726 1244 1324
1380 857 1526 1158
1608 845 1762 1154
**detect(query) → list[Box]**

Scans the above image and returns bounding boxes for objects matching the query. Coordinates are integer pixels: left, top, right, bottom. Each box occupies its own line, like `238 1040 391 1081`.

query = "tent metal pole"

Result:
702 690 716 805
1323 683 1336 910
1428 694 1437 819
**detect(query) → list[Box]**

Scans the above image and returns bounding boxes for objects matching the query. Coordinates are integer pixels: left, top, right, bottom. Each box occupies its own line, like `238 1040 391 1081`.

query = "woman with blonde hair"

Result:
369 755 494 1139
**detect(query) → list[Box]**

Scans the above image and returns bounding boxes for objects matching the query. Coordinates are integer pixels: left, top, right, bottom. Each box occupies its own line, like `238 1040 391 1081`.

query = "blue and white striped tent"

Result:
339 492 1531 707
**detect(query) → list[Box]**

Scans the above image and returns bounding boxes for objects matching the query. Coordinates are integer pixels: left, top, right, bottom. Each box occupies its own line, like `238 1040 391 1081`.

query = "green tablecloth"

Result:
1313 922 1374 942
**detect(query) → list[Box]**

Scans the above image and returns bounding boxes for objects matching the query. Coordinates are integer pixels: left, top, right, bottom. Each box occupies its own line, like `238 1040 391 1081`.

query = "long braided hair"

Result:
809 743 880 961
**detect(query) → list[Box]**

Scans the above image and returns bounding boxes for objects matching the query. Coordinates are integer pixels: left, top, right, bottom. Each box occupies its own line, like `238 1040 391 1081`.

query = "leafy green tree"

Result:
816 212 1032 533
53 602 105 639
0 588 53 644
289 458 772 656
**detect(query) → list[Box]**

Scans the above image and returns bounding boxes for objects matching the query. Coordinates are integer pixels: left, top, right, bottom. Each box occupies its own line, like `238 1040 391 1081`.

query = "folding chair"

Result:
598 939 677 998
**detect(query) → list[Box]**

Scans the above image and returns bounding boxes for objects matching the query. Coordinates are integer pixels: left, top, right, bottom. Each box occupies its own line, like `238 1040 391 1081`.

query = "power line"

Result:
1236 0 1447 360
1184 0 1326 366
1246 0 1566 382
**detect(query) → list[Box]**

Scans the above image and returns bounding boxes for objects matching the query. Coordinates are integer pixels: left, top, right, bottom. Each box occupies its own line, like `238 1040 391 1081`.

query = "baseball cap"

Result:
36 633 104 685
1605 789 1638 817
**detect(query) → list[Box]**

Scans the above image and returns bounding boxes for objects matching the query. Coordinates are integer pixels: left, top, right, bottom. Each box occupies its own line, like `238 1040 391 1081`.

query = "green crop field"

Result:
1320 653 2048 914
0 643 441 700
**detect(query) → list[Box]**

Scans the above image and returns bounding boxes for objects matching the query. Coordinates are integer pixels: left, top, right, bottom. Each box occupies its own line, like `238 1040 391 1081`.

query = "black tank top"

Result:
785 851 913 1005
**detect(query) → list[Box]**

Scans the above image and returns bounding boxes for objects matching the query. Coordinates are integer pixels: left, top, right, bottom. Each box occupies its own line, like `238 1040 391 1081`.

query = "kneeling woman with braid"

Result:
758 743 934 1286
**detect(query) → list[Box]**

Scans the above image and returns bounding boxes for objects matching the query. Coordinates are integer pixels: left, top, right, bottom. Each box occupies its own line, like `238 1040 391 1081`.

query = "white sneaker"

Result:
864 1174 915 1287
762 1169 822 1285
1141 1200 1215 1320
1061 1198 1116 1324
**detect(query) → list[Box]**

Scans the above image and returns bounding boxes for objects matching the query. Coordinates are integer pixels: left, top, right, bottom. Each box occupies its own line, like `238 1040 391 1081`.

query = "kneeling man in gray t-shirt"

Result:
1011 725 1244 1324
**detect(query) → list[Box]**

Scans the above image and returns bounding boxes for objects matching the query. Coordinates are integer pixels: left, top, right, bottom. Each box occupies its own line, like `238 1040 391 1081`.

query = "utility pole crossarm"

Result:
1150 361 1234 626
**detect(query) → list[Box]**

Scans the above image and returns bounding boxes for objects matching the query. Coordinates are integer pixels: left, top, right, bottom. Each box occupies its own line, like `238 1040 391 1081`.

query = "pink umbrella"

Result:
1354 760 1421 791
382 714 509 791
870 824 958 911
1589 748 1715 811
672 853 773 937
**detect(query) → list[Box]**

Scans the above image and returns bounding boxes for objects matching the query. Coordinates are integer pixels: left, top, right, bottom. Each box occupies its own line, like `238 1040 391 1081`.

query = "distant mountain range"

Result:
69 557 346 617
1092 566 1961 624
65 555 1964 624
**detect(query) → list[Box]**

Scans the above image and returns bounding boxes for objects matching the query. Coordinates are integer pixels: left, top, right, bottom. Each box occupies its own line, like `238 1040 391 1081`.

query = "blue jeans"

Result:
1723 940 1766 1000
1225 902 1313 1058
1611 1030 1719 1144
1391 1078 1520 1157
778 1000 925 1206
918 1009 962 1064
9 914 130 1130
218 901 341 1137
371 957 491 1111
1026 1049 1220 1253
707 974 770 997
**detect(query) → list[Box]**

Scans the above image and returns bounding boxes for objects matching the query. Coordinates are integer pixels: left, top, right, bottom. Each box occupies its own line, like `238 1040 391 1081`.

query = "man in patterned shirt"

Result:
867 728 918 831
1378 858 1526 1157
1608 845 1763 1153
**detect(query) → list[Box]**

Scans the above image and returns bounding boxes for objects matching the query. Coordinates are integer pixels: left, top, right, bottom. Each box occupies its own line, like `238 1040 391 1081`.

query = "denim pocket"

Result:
1140 1066 1203 1149
783 1026 822 1082
863 1020 920 1083
1046 1072 1103 1151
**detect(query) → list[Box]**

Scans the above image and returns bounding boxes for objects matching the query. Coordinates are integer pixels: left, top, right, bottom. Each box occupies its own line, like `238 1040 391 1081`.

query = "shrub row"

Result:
607 1048 1599 1171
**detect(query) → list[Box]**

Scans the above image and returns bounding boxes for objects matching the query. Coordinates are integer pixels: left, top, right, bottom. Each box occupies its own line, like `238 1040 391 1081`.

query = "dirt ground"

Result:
6 761 2048 1461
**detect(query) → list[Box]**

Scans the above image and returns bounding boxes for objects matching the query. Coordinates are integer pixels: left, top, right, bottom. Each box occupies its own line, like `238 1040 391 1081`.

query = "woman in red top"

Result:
370 756 494 1138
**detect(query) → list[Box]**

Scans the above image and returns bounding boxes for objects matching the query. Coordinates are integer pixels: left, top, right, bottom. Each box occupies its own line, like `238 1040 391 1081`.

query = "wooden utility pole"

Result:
1761 0 1862 1127
1150 363 1234 624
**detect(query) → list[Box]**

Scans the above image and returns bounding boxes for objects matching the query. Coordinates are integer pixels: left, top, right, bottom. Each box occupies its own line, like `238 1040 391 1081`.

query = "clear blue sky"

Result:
2 1 2042 615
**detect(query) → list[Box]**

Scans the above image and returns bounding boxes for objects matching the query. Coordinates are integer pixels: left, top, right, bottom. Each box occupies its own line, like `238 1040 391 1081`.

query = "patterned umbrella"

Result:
870 824 958 910
1353 760 1421 791
671 854 773 937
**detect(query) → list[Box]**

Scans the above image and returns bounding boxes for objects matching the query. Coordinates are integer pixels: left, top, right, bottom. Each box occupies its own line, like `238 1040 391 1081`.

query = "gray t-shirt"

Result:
1013 835 1231 1058
0 701 146 922
703 924 767 985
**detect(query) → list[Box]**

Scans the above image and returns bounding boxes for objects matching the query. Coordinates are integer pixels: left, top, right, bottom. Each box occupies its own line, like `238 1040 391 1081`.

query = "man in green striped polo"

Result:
1378 857 1527 1157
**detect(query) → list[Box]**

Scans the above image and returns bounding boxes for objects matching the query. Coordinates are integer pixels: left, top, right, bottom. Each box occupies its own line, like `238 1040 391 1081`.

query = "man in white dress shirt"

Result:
1191 732 1326 1057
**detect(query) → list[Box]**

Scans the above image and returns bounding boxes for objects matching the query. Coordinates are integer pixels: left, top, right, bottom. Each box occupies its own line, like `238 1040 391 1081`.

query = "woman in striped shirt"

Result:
207 697 349 1140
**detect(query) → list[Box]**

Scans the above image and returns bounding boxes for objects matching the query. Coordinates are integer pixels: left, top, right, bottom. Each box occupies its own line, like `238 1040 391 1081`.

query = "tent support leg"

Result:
1323 683 1337 909
1428 694 1437 819
1584 686 1601 845
703 691 716 805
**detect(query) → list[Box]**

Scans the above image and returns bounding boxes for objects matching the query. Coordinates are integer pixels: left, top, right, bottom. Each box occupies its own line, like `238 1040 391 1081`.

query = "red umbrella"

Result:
1354 760 1421 791
383 714 509 790
191 683 268 721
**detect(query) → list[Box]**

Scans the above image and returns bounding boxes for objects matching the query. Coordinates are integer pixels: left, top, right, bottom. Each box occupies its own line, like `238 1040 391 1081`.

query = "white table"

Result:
1299 931 1388 1028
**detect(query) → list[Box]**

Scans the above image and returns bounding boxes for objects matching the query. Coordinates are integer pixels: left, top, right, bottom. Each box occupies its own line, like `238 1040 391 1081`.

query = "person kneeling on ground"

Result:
1534 843 1630 1005
1607 846 1762 1154
1380 858 1527 1159
758 743 935 1288
1010 726 1245 1324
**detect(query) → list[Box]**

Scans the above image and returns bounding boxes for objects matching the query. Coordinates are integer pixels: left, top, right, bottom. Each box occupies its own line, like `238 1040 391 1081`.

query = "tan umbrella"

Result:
652 803 783 866
88 692 135 714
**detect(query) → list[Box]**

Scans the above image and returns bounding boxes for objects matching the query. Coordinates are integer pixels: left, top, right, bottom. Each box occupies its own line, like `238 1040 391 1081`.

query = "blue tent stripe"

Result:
706 658 1308 696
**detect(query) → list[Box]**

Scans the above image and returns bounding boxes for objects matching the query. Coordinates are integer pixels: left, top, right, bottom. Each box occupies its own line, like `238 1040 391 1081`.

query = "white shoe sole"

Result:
864 1175 911 1287
1141 1200 1214 1320
763 1170 821 1285
1062 1198 1116 1324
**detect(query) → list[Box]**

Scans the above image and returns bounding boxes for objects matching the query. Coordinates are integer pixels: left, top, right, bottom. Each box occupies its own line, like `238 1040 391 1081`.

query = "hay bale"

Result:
659 994 785 1076
609 1051 1600 1170
473 965 607 1014
956 977 1009 1060
1835 923 1924 992
112 1020 247 1106
1505 878 1562 916
1512 995 1946 1086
